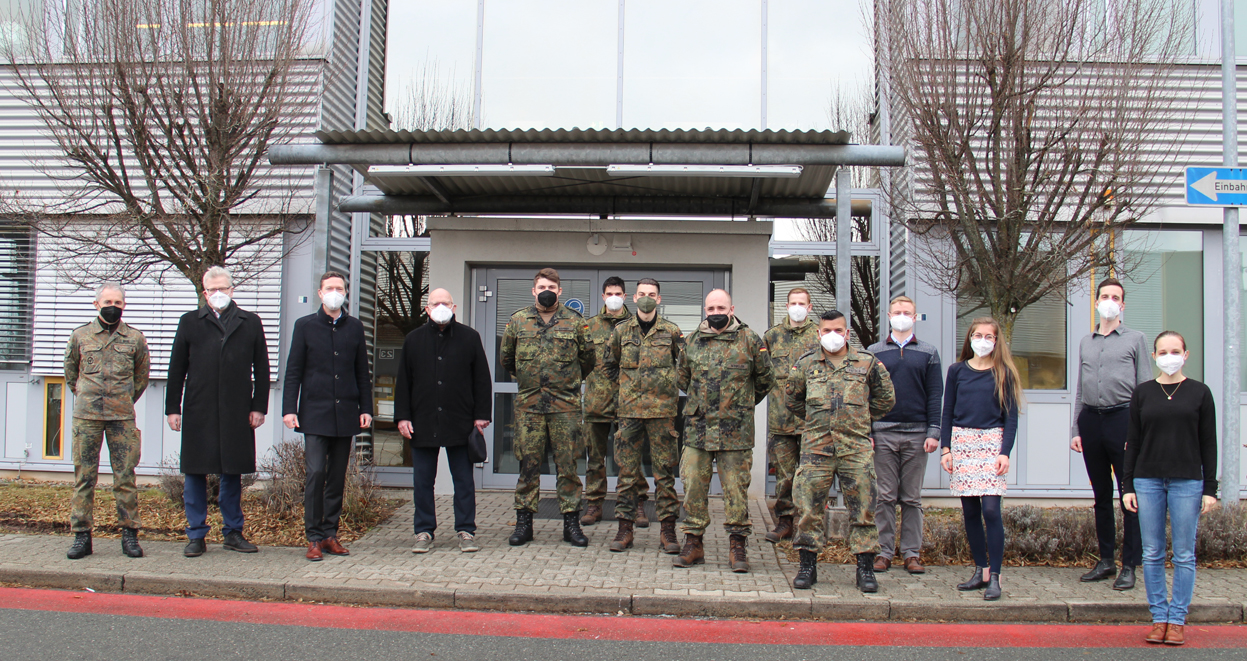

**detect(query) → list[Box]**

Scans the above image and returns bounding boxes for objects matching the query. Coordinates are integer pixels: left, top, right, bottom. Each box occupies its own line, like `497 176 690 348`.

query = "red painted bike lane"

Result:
1 587 1242 648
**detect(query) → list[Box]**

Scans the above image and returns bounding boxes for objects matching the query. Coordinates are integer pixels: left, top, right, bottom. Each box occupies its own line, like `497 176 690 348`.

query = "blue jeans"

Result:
1135 478 1203 625
184 474 244 539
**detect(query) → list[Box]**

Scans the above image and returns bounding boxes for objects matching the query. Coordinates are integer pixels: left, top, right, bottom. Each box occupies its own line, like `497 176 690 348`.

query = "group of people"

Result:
62 267 1220 644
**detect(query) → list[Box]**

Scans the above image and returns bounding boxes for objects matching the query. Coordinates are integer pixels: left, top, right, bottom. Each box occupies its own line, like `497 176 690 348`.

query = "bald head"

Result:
428 288 453 306
704 289 734 332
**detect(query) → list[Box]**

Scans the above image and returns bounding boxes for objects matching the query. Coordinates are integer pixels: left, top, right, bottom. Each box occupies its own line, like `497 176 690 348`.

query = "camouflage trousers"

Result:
680 446 752 537
583 421 613 504
768 433 800 519
614 417 677 522
71 418 142 532
514 411 584 514
793 451 879 555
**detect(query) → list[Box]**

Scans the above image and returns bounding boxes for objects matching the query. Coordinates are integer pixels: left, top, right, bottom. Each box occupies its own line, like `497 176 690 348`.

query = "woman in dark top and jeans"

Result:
939 318 1021 601
1122 330 1218 647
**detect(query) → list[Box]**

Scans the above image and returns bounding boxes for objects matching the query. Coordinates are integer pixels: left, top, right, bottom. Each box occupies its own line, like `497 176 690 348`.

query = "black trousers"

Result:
1078 408 1142 567
304 435 353 542
412 445 477 537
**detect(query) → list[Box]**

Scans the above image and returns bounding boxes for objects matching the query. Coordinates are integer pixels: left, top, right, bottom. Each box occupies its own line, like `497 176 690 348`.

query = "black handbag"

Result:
468 428 488 463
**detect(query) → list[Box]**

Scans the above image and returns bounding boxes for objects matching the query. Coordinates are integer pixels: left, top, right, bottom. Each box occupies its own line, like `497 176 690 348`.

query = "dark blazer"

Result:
282 307 373 437
165 303 271 475
394 316 491 448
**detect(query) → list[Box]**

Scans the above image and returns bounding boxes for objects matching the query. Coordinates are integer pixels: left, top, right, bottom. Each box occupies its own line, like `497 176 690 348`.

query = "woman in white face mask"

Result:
938 317 1023 602
1120 331 1218 646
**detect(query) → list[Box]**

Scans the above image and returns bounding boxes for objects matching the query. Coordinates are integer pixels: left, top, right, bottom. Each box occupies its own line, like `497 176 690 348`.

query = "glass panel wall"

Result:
1120 230 1203 381
956 293 1068 390
385 0 477 128
767 0 872 131
370 250 430 468
770 254 880 348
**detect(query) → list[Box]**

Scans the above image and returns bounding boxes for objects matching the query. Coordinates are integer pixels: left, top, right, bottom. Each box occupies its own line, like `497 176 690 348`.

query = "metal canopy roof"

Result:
268 128 905 218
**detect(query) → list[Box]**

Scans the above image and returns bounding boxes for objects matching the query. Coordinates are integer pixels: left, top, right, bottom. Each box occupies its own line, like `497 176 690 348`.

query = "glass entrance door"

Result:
474 267 723 491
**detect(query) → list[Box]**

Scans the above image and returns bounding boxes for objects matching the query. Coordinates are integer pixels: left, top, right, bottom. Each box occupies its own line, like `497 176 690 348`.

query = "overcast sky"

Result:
385 0 875 133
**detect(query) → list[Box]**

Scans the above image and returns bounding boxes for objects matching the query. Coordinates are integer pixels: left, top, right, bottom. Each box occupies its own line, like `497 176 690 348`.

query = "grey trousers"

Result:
873 429 930 560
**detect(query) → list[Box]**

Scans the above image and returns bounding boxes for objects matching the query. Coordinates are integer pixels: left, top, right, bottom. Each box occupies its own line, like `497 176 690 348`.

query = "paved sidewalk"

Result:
1 491 1244 623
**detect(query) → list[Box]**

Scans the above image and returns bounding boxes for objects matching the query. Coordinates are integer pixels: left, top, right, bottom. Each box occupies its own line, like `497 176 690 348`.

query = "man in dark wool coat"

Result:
166 265 271 558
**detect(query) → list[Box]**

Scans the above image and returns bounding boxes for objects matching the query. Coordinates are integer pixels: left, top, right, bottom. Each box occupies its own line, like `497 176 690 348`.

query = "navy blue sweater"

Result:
867 334 943 437
939 362 1019 456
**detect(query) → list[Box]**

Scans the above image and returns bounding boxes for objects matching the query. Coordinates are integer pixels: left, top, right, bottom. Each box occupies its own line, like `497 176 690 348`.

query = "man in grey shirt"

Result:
1070 277 1151 590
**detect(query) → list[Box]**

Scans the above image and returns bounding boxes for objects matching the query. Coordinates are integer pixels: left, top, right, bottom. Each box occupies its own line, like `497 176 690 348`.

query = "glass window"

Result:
479 0 616 129
1120 230 1203 381
770 253 880 347
368 250 430 468
956 293 1068 390
385 0 477 127
0 0 42 54
622 0 761 129
767 0 872 131
44 377 63 459
0 225 32 369
1237 0 1247 57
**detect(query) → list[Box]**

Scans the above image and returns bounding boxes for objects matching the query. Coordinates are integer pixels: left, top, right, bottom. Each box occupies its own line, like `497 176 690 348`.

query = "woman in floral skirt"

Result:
939 317 1021 601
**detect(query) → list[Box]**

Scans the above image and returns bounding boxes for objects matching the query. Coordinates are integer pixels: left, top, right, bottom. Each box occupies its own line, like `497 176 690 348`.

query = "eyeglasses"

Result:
205 287 233 294
971 333 997 342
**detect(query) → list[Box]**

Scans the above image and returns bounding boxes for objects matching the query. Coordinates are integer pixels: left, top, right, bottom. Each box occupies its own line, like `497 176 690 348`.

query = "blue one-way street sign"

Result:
1186 167 1247 206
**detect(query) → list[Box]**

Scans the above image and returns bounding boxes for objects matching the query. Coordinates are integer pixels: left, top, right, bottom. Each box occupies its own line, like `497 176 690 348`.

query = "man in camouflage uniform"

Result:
580 276 638 528
673 289 773 572
786 309 895 592
762 286 820 543
63 283 151 560
500 268 595 547
605 278 684 553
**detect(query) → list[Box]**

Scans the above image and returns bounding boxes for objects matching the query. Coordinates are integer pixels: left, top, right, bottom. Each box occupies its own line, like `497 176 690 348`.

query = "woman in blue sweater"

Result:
939 317 1022 601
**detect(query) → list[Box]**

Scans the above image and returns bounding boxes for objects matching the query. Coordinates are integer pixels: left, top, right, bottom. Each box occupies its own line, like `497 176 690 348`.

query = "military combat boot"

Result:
634 503 650 528
66 531 92 560
609 519 634 552
580 502 603 526
563 512 590 547
765 515 794 543
659 518 681 554
728 534 750 573
793 549 819 589
121 528 144 558
856 553 879 593
672 534 704 567
508 510 534 546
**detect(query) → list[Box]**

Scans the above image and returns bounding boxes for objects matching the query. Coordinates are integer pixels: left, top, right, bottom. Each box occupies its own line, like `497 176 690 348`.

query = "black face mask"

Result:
99 306 123 324
706 314 730 331
537 290 558 308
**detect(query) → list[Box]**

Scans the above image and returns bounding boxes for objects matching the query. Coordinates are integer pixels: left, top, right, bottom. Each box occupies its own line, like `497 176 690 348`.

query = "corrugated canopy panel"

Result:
315 127 853 146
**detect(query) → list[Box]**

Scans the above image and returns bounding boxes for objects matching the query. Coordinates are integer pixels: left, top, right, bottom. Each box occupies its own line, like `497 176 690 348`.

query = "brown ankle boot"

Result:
765 515 793 543
609 519 634 552
659 518 681 554
580 502 603 526
673 533 704 567
729 534 750 573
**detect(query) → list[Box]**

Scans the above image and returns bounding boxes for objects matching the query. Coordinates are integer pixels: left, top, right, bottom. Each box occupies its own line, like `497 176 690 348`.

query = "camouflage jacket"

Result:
762 318 821 435
582 305 632 422
64 319 150 421
500 304 594 414
677 316 774 452
786 345 896 457
606 314 685 419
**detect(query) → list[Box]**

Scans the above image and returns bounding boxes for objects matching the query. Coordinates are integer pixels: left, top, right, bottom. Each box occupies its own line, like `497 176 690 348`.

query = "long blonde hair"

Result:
958 317 1024 411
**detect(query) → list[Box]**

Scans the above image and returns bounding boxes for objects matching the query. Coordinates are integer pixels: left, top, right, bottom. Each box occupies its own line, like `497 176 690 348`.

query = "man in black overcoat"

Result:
395 287 491 553
282 271 373 561
166 266 271 558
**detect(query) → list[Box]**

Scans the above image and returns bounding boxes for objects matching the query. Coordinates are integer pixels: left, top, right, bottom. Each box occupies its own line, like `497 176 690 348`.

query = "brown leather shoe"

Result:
306 541 323 562
580 502 603 526
873 555 891 572
673 533 704 567
321 537 350 556
659 518 681 554
1145 623 1168 644
765 515 794 543
728 534 750 573
1163 624 1185 646
609 519 634 552
904 557 926 574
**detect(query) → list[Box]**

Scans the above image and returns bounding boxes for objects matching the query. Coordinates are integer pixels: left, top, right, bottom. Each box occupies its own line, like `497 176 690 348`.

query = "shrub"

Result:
257 437 384 520
156 454 257 508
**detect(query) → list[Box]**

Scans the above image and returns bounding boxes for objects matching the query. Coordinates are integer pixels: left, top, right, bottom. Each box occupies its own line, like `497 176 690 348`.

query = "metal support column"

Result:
835 167 852 326
1220 0 1241 502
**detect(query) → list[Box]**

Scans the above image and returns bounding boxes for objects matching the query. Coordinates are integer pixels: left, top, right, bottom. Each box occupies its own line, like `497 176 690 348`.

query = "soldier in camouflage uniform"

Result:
63 283 151 560
673 289 773 573
604 278 684 554
786 309 895 592
500 268 595 547
580 276 637 528
762 287 820 543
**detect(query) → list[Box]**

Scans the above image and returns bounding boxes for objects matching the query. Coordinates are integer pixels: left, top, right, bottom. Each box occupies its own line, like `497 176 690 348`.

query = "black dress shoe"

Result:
957 566 990 591
223 532 258 553
67 531 92 560
984 572 1002 601
1080 558 1116 582
1112 566 1136 591
184 538 207 557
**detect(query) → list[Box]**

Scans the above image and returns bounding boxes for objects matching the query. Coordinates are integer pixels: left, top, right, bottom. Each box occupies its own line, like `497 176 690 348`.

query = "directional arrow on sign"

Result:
1185 167 1247 206
1192 171 1220 200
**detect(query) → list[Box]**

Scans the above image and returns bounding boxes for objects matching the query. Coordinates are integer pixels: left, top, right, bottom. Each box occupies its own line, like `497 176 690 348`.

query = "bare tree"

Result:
2 0 317 296
884 0 1193 339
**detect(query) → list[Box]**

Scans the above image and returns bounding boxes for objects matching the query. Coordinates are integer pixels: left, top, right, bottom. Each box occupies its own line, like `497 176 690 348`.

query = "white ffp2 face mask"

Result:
1156 354 1185 376
1097 299 1122 320
787 305 809 323
889 314 914 333
207 291 231 311
321 291 346 311
820 331 846 353
429 304 453 324
970 338 995 357
605 295 624 312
